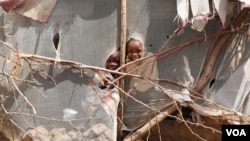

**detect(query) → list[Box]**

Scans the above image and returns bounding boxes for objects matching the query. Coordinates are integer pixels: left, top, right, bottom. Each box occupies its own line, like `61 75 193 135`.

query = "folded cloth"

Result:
0 0 24 12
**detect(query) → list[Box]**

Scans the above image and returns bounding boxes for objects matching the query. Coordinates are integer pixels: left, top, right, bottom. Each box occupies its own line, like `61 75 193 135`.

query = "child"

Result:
85 48 120 140
123 38 171 131
92 48 120 116
125 38 159 93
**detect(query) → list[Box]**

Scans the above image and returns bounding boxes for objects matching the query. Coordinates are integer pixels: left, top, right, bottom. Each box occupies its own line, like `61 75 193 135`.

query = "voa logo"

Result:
226 129 246 136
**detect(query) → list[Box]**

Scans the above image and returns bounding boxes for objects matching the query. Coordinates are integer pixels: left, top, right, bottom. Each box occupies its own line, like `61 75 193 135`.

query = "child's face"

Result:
127 40 143 61
105 51 120 70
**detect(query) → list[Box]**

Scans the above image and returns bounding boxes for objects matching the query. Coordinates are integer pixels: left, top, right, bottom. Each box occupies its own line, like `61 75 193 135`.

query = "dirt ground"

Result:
121 107 226 141
140 116 224 141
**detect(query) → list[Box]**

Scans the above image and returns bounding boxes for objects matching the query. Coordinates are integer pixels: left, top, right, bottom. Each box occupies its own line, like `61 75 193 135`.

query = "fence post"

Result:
117 0 126 140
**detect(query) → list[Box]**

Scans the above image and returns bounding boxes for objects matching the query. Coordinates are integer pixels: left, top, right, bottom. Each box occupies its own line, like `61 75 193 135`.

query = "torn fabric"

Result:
13 0 57 22
190 0 210 31
190 0 210 16
213 0 228 27
175 0 189 35
0 0 24 12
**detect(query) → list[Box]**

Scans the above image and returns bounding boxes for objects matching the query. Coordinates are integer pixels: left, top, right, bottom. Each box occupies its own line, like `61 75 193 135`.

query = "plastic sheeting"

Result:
0 0 120 140
0 0 249 140
204 33 250 115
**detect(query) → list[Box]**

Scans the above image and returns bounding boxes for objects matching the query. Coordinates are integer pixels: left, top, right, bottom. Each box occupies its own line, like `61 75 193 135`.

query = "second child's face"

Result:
105 51 120 70
127 40 143 61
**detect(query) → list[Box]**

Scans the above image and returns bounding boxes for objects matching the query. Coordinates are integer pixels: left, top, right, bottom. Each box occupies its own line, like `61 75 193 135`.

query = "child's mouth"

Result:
131 57 139 61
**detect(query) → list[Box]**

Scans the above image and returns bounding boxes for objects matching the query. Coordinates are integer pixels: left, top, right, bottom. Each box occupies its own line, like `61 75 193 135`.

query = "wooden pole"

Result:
117 0 126 140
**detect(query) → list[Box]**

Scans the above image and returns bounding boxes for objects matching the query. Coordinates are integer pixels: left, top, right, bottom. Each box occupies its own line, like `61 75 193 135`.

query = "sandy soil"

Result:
141 116 225 141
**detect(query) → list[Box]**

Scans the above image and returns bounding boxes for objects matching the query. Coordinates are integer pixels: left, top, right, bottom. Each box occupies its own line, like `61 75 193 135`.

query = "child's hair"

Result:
126 38 143 48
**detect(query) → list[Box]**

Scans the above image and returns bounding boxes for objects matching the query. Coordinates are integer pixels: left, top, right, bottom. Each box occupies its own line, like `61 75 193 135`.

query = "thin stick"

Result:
10 77 37 115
